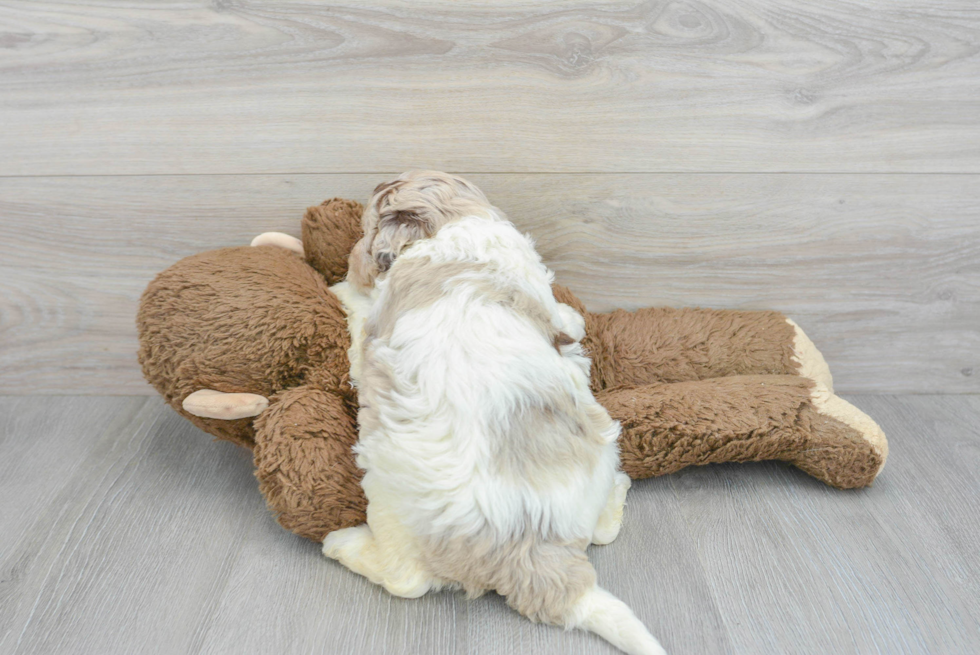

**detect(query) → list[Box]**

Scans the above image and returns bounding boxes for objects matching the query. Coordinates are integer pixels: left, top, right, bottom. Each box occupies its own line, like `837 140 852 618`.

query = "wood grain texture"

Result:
2 173 977 395
667 394 980 654
2 395 979 654
0 397 264 654
1 0 978 175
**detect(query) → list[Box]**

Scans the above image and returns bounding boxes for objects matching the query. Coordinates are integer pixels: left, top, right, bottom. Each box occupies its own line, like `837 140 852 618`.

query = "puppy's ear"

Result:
373 180 398 196
375 251 395 273
371 209 433 272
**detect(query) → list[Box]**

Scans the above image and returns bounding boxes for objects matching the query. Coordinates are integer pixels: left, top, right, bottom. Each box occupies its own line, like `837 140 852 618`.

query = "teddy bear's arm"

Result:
600 374 886 489
252 385 367 541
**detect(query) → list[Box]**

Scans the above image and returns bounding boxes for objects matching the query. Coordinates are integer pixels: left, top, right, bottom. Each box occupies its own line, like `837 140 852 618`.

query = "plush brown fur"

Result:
137 242 353 448
137 198 886 542
600 376 882 489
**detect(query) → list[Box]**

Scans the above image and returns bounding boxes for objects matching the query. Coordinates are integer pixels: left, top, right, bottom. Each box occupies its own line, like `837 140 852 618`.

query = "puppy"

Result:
326 171 665 655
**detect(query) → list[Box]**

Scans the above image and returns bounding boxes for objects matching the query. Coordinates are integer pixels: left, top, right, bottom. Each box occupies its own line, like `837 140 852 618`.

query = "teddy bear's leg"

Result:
252 385 367 542
592 471 631 545
806 381 888 477
600 375 886 489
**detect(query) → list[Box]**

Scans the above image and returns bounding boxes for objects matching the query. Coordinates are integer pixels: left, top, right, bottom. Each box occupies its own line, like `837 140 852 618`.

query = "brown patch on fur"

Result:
373 180 399 196
366 256 564 353
488 399 605 486
554 331 575 352
421 526 594 624
366 258 486 339
482 283 556 341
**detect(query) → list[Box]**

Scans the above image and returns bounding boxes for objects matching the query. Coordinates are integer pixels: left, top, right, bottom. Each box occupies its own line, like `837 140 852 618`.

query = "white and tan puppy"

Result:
325 171 666 655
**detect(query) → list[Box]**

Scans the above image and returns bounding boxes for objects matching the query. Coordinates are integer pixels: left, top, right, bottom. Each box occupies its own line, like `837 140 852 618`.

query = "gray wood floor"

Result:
1 395 978 655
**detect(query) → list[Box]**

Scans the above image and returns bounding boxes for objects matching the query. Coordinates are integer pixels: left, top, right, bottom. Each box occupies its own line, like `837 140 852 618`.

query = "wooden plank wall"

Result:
1 1 978 394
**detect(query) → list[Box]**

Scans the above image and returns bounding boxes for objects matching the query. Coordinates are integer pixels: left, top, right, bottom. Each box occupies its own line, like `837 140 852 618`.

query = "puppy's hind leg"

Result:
322 525 380 579
322 515 439 599
592 471 631 545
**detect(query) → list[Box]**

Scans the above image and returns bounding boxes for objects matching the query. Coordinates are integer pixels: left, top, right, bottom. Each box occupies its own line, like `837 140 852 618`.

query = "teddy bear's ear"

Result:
302 198 364 285
251 232 304 256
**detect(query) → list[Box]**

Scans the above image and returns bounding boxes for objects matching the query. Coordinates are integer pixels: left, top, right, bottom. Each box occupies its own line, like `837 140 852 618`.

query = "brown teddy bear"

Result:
137 198 887 543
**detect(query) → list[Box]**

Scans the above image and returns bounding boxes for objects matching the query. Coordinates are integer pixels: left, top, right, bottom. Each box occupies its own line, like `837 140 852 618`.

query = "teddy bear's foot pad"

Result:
787 318 834 392
182 389 269 420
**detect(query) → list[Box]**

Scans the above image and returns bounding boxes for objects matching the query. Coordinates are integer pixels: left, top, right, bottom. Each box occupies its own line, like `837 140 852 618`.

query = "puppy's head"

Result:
348 171 497 290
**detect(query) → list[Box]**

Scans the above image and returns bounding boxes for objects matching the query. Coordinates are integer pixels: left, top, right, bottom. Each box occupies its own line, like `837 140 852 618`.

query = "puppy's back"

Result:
355 216 665 655
357 217 614 529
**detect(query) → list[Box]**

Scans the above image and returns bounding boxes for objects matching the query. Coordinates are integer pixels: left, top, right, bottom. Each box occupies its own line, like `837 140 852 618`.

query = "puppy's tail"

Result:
496 540 664 654
565 585 667 655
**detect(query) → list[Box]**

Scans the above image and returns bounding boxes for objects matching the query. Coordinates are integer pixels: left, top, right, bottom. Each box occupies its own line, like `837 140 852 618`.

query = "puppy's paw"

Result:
556 302 586 342
324 525 436 598
382 569 435 599
591 522 620 546
592 472 631 545
322 524 372 563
